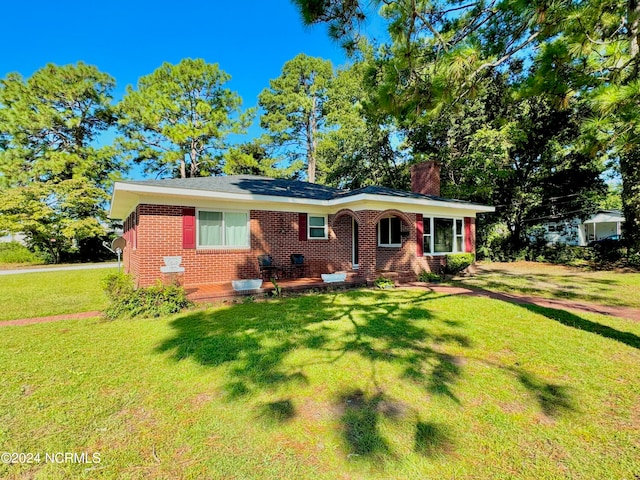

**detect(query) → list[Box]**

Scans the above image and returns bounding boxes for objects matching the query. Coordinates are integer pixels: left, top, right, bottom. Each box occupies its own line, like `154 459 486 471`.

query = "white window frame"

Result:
455 218 464 253
422 216 466 256
196 208 250 249
378 216 402 247
308 214 328 239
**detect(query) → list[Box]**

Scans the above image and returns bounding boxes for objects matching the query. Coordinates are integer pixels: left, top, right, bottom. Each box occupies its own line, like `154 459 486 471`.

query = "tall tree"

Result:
293 0 640 249
320 58 409 189
0 62 119 262
258 54 334 183
222 138 302 178
408 73 606 252
559 0 640 249
118 58 251 179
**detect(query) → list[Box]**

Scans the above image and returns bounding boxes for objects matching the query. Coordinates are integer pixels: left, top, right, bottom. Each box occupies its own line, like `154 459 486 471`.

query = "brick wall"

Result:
411 161 440 197
122 204 471 286
123 206 142 284
123 205 356 287
373 212 447 275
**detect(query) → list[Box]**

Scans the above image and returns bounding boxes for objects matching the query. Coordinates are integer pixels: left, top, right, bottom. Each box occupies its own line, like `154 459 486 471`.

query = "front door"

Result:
352 217 359 269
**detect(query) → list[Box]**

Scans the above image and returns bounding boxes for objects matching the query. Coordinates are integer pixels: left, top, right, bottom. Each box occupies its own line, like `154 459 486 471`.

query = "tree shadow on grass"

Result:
158 290 470 403
155 289 577 461
414 421 453 456
521 304 640 350
455 268 633 308
515 370 574 417
258 399 296 423
337 389 392 456
335 389 454 458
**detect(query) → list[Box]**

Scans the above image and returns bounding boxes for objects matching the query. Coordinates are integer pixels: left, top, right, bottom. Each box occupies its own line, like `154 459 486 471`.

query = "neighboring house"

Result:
542 210 624 246
108 162 495 287
0 232 26 245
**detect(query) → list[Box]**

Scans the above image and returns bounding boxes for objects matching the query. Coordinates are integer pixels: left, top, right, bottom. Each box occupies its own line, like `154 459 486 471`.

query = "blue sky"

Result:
1 0 348 104
1 0 385 178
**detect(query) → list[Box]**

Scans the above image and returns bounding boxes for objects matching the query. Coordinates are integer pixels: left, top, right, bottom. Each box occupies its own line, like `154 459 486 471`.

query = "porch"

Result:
186 272 367 303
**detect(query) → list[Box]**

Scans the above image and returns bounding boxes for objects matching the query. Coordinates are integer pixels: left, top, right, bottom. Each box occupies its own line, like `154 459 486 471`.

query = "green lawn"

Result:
0 268 116 321
1 289 638 479
451 261 640 309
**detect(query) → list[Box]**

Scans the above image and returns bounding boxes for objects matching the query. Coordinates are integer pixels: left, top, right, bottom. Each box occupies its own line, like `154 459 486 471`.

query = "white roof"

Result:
583 211 624 224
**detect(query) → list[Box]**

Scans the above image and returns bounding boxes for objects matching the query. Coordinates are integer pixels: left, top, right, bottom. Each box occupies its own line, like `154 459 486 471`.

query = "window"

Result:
379 216 402 247
423 218 431 254
422 217 465 255
455 219 464 252
434 218 454 253
308 215 328 239
198 210 249 248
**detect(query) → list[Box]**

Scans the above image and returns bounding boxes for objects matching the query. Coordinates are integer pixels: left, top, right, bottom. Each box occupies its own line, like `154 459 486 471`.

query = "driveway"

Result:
0 263 118 275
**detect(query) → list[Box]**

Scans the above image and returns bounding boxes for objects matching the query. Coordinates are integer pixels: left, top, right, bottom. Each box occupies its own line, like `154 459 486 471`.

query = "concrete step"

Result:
375 270 417 284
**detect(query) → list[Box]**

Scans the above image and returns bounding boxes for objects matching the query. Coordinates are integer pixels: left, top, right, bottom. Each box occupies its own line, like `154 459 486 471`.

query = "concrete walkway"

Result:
0 263 118 275
404 283 640 322
1 311 102 327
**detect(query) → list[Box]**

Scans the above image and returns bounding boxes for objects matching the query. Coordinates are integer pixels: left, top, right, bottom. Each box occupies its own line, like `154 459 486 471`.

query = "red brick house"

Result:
108 162 494 287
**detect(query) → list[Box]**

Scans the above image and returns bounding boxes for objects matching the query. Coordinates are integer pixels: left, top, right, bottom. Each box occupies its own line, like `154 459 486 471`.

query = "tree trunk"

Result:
307 97 317 183
624 0 640 250
630 0 640 60
190 141 198 178
180 157 187 179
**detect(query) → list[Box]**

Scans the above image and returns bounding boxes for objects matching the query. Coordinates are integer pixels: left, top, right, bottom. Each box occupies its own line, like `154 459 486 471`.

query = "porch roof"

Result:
583 210 624 224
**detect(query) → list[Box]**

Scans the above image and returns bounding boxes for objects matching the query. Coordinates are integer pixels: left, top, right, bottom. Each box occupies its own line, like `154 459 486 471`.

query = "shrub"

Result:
445 253 475 274
627 252 640 269
374 276 395 289
103 273 193 320
0 242 45 264
417 270 441 282
270 278 282 297
542 245 593 265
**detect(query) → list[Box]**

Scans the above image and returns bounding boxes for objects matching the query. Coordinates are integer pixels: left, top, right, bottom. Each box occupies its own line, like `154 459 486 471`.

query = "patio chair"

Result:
257 254 280 280
289 253 307 278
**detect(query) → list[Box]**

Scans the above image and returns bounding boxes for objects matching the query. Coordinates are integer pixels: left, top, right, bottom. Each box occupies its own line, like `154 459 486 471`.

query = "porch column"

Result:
357 210 378 282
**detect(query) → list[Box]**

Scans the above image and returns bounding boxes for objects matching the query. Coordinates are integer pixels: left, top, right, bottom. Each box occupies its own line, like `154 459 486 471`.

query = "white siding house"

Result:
542 210 624 246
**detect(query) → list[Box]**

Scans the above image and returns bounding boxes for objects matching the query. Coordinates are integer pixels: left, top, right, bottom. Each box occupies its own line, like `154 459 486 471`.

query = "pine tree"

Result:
117 58 252 179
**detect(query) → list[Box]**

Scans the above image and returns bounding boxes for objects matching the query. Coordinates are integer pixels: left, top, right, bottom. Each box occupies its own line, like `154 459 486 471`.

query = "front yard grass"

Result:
451 261 640 309
1 289 638 479
0 268 116 321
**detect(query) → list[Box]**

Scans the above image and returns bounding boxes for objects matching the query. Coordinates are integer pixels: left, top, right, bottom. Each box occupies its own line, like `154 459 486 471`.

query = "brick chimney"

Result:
411 161 440 197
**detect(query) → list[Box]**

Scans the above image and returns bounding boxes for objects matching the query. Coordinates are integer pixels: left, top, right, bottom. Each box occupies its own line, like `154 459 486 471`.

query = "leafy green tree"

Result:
222 138 302 178
293 0 640 250
0 180 107 263
258 54 334 183
320 58 409 189
0 62 118 262
118 58 252 179
409 73 606 252
558 0 640 249
599 183 623 211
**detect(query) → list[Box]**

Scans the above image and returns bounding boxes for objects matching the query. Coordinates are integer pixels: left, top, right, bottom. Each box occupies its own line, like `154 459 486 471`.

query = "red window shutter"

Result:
132 212 137 249
183 208 196 249
416 214 424 256
464 217 474 253
299 213 308 241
